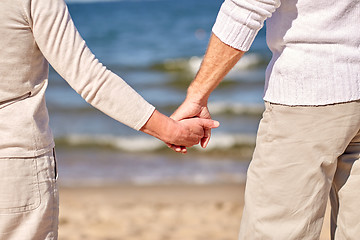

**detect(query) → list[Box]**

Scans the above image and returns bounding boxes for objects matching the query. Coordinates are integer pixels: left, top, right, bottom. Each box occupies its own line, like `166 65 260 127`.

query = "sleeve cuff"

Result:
212 0 263 51
133 105 156 131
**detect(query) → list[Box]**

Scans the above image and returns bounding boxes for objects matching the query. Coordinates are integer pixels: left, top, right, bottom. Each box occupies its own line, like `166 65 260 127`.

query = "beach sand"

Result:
58 184 331 240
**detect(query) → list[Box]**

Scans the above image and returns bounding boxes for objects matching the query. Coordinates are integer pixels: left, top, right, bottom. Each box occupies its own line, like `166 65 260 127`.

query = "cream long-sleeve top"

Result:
0 0 155 157
213 0 360 106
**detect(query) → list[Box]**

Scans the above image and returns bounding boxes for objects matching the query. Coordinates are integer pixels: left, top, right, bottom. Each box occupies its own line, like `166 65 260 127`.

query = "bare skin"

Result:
170 34 245 152
140 109 219 154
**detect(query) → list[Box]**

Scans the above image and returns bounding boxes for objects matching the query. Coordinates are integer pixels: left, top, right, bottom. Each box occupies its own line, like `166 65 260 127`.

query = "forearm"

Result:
30 0 154 130
187 0 281 103
186 34 245 103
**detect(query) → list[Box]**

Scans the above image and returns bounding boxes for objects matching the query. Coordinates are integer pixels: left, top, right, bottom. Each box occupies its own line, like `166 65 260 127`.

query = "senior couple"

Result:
1 0 360 239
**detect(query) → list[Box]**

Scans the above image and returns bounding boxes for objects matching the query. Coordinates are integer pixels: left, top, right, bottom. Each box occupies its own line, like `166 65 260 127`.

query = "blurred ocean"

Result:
50 0 271 186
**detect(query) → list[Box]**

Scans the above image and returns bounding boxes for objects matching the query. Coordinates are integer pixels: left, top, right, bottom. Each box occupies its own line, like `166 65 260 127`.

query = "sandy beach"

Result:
58 184 331 240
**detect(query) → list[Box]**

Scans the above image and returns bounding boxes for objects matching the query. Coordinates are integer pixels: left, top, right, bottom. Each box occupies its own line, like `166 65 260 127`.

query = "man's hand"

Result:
168 34 244 153
144 35 244 153
171 117 219 149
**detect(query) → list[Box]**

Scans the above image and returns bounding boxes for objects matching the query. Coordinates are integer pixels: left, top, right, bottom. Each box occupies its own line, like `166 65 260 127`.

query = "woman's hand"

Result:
140 110 219 153
169 117 219 147
170 98 212 148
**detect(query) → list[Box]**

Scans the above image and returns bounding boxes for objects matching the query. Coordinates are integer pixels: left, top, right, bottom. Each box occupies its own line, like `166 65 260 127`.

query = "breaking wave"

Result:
208 102 264 116
55 132 256 152
150 53 269 75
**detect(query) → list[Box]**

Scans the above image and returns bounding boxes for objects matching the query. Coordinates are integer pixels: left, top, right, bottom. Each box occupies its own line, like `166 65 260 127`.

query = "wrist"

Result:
186 85 209 106
140 110 177 143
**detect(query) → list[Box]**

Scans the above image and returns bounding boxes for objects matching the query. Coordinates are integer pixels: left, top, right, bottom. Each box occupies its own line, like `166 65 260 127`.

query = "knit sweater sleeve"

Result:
26 0 155 130
212 0 281 51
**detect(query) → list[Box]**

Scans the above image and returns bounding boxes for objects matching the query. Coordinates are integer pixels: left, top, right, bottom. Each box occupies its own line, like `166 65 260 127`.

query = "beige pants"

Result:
239 101 360 240
0 150 59 240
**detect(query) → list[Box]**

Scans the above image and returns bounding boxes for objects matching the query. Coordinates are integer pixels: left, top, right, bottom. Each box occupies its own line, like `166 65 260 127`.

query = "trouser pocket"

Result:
0 158 41 214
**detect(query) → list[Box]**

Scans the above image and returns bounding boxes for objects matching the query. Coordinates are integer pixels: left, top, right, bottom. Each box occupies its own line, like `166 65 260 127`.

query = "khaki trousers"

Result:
239 101 360 240
0 150 59 240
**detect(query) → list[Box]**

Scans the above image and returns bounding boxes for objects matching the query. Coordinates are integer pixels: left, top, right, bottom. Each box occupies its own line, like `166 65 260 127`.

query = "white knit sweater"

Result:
213 0 360 106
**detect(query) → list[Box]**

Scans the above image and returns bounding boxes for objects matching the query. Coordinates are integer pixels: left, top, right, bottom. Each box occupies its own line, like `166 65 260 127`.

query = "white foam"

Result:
66 134 163 151
234 53 264 70
208 102 264 115
60 132 256 152
199 133 256 150
187 53 264 75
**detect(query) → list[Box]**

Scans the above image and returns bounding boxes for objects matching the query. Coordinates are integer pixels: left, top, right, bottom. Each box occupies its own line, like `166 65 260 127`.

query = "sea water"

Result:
49 0 271 186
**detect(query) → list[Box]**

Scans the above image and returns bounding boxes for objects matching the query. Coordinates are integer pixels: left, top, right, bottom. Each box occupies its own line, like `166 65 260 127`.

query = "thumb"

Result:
198 119 220 129
170 110 183 121
171 104 192 121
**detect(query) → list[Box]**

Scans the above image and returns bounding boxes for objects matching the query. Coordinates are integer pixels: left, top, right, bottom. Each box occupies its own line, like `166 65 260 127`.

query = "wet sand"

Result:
58 184 331 240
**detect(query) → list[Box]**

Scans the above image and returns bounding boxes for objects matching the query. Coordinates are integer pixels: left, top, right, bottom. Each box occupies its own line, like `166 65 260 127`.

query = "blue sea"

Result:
49 0 271 186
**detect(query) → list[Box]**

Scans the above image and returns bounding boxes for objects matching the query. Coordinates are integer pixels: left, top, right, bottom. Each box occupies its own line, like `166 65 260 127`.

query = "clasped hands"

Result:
141 97 217 154
167 98 216 154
